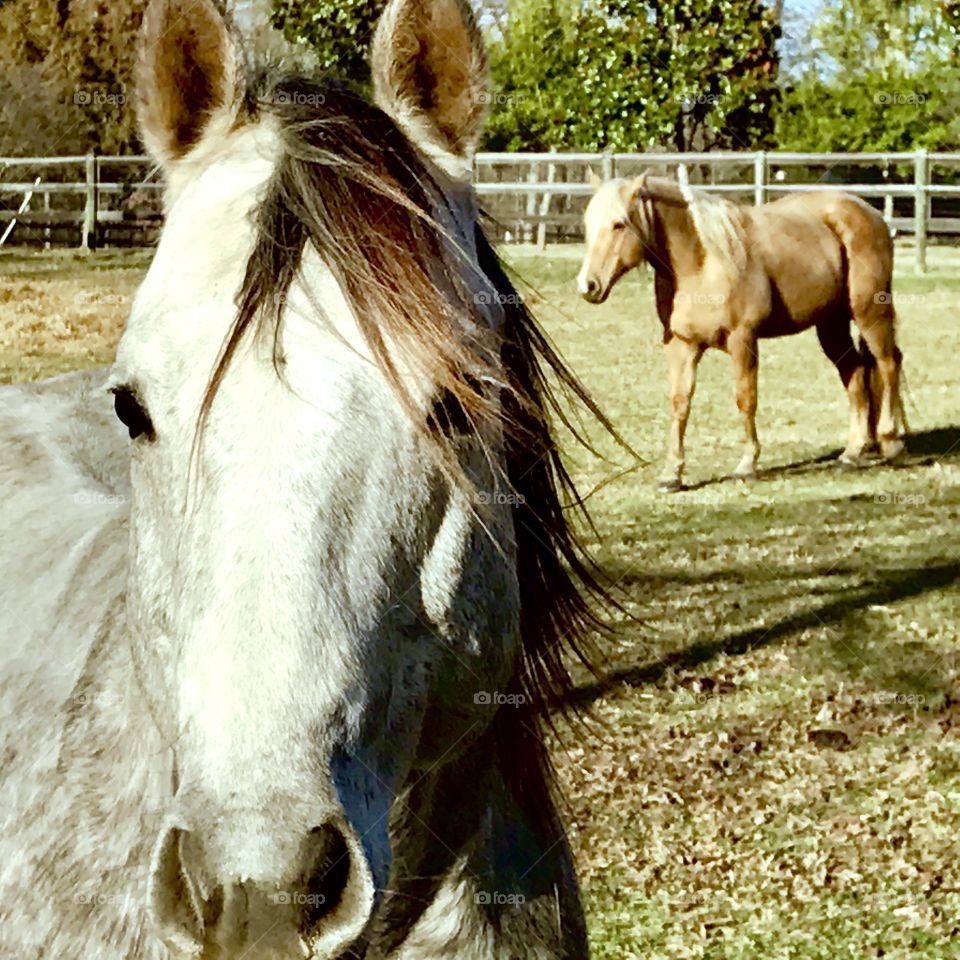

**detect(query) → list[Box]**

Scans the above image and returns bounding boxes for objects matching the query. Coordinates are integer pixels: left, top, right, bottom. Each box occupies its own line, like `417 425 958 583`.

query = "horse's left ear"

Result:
628 173 649 201
370 0 488 177
136 0 244 170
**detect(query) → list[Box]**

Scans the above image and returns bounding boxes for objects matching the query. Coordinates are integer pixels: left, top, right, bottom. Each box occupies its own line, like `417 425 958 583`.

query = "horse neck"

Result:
0 594 173 958
645 196 704 279
369 719 587 958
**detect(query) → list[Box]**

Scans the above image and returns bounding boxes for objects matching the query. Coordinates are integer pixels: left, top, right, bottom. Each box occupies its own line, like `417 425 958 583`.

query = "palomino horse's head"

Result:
108 0 603 956
577 172 655 303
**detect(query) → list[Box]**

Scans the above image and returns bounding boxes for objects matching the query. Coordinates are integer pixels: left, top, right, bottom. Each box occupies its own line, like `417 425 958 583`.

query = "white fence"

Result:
3 151 960 271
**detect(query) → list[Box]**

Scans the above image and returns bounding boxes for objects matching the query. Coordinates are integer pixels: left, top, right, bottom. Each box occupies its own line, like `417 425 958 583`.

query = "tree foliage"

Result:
273 0 781 152
484 0 781 151
271 0 383 86
0 0 956 157
775 0 960 151
0 0 148 154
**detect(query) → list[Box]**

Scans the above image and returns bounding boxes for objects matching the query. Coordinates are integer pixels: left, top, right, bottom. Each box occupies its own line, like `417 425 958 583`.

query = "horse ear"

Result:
136 0 244 169
589 170 603 193
628 173 648 201
370 0 488 176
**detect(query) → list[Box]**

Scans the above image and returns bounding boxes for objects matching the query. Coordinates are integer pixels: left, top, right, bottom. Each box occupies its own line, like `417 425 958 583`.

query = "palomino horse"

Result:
577 172 906 490
0 0 614 956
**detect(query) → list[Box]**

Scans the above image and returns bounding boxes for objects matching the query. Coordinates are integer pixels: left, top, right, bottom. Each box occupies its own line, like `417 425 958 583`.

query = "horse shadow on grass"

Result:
679 425 960 492
563 562 960 711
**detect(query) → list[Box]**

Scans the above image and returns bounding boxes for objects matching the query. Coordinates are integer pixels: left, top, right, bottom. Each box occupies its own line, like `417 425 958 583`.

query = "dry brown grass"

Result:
0 249 151 383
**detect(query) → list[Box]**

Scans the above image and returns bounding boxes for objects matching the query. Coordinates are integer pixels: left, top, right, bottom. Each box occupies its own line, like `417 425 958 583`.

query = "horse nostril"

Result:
300 824 353 931
587 279 599 295
148 824 206 951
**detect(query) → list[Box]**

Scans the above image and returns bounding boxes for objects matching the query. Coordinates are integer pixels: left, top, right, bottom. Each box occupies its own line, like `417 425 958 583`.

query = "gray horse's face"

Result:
111 1 514 956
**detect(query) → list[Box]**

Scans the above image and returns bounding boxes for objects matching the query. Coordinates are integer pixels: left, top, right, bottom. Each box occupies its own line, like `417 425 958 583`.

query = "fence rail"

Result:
3 151 960 272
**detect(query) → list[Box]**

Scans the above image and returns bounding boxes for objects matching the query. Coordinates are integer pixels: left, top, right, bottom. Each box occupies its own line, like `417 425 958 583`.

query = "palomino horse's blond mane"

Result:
629 173 750 278
673 176 750 277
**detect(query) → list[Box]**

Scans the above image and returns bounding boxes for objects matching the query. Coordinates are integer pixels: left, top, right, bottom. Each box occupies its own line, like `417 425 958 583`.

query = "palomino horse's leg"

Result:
815 318 871 465
855 321 905 460
660 335 704 491
729 330 761 478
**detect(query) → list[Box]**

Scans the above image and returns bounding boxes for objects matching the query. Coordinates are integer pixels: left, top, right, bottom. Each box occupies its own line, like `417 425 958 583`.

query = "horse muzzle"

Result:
580 276 611 304
149 813 375 958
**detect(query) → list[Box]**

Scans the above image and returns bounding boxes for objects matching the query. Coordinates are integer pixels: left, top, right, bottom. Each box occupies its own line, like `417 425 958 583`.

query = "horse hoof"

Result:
881 438 905 461
658 479 684 493
732 469 756 483
838 452 864 469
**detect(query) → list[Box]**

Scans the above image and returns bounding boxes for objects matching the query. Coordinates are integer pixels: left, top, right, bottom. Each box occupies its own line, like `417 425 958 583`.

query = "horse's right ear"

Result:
589 170 603 193
136 0 244 170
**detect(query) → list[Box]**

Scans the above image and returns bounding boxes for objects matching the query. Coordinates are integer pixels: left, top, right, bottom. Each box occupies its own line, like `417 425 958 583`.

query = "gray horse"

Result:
0 0 614 956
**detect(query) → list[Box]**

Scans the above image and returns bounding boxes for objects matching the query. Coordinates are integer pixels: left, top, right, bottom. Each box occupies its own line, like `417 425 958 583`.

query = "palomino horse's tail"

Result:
859 337 910 444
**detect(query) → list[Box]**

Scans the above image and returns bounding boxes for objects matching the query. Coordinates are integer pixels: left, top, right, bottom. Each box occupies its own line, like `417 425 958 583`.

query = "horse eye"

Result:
112 386 155 441
612 222 626 231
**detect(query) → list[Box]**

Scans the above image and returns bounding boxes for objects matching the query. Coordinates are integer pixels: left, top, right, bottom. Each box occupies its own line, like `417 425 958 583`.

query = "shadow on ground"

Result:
565 562 960 710
675 425 960 492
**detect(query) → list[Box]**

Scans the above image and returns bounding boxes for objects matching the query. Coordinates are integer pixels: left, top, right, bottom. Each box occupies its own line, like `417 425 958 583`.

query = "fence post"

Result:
882 158 893 223
536 162 555 251
601 150 613 181
914 149 927 273
753 151 767 206
524 161 538 244
81 153 98 251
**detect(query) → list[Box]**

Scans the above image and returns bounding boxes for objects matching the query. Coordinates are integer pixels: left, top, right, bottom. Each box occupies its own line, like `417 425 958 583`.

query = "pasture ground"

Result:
2 245 960 959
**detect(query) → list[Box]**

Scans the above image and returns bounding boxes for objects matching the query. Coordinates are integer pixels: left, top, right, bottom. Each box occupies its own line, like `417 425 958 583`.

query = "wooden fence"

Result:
3 151 960 271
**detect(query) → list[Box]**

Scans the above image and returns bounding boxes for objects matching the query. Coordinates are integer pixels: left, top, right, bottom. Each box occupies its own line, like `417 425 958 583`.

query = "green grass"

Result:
2 245 960 958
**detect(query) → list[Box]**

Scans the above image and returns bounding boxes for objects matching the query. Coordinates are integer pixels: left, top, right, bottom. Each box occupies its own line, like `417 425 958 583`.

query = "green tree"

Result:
484 0 781 152
0 0 148 154
271 0 383 85
776 0 960 151
482 0 582 150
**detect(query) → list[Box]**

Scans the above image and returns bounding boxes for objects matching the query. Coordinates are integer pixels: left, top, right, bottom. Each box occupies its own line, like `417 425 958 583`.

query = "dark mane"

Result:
201 75 619 798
